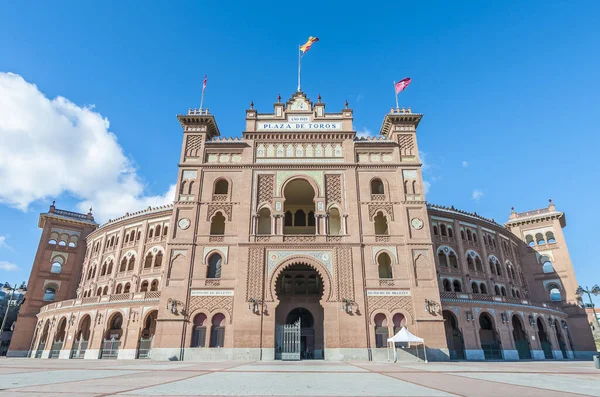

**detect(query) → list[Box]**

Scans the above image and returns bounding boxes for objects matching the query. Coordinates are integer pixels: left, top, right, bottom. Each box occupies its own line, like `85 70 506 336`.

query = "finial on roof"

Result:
277 94 281 103
318 93 321 102
52 200 55 206
511 206 515 211
345 100 349 109
250 100 254 109
548 198 552 203
548 198 556 211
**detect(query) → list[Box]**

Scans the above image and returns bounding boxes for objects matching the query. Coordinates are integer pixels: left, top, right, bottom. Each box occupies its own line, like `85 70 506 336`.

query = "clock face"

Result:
178 218 190 230
411 218 424 230
290 98 308 111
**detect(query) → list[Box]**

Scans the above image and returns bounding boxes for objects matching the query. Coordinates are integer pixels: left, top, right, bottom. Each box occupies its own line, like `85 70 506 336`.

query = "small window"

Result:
284 211 293 227
210 212 226 235
214 179 229 195
467 256 474 270
546 232 556 244
549 286 562 301
449 252 458 268
500 286 507 296
43 287 56 301
438 251 448 267
536 233 545 245
50 262 62 274
207 253 222 279
448 227 453 238
494 285 500 295
370 179 384 195
442 279 452 292
440 224 447 236
460 230 465 240
480 283 487 294
433 225 438 235
453 280 462 293
471 282 479 293
526 235 534 246
294 210 306 226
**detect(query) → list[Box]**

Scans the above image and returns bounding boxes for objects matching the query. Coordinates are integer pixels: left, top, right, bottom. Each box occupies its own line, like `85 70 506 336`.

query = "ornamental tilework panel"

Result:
325 174 342 206
372 246 398 265
335 247 354 302
188 296 234 323
398 134 415 156
185 135 203 157
246 247 265 301
267 250 332 275
206 203 232 221
368 203 394 221
367 296 413 322
203 246 228 264
257 174 274 206
276 171 323 196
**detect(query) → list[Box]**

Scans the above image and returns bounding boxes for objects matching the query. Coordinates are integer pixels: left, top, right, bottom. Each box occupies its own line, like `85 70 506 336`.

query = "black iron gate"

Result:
515 339 532 359
276 319 301 360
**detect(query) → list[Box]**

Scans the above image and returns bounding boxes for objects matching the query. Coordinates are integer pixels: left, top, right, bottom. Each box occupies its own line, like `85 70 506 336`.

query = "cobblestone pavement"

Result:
0 359 599 396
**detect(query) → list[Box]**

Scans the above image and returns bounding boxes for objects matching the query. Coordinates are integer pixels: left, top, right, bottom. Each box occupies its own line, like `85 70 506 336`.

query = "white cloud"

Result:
0 73 174 222
356 127 375 139
423 181 431 195
0 261 19 271
419 151 429 170
462 160 469 168
472 189 484 201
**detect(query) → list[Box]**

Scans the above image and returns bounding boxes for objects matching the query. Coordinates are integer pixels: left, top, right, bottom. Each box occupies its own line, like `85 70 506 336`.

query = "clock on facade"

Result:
411 218 424 230
178 218 191 230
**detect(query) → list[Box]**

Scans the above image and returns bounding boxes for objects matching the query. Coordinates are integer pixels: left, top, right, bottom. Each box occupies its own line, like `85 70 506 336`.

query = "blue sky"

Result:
0 1 599 304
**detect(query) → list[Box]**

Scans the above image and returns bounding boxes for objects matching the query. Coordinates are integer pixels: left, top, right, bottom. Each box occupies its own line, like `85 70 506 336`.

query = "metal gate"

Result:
35 341 45 358
277 319 301 360
137 337 153 359
515 339 532 359
70 339 88 359
100 338 120 359
49 341 63 359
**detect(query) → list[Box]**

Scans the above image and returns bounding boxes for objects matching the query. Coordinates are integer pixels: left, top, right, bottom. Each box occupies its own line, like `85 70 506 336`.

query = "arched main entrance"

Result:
274 263 324 360
443 310 465 360
511 315 531 359
71 315 91 359
553 320 567 359
537 317 553 359
479 313 502 360
138 310 157 359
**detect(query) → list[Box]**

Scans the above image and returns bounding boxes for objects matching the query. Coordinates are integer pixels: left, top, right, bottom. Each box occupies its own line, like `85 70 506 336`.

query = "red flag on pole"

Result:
395 77 411 94
202 75 207 93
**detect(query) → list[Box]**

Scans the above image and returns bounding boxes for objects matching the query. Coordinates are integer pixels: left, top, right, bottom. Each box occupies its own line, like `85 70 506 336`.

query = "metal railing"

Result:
70 339 88 359
100 339 121 359
137 338 153 359
49 341 63 359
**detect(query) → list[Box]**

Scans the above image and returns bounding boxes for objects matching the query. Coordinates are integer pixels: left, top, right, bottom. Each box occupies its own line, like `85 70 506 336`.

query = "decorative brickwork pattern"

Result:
398 134 415 156
368 203 394 221
336 247 354 302
367 295 413 322
246 247 265 301
185 135 203 157
325 174 342 206
188 295 234 322
257 174 274 206
206 204 233 221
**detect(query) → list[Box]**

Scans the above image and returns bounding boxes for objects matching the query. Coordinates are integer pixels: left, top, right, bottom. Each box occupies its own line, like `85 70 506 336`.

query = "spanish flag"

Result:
300 36 319 55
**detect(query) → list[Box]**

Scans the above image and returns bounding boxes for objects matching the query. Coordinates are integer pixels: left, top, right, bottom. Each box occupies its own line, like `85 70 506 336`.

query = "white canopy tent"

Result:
387 327 428 363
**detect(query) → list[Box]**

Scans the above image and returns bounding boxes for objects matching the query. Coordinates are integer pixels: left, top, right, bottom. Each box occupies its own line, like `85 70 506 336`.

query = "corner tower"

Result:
8 203 97 357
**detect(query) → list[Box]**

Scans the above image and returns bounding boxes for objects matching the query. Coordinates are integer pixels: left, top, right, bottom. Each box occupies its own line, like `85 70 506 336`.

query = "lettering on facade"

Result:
257 122 342 131
190 290 234 296
366 290 411 296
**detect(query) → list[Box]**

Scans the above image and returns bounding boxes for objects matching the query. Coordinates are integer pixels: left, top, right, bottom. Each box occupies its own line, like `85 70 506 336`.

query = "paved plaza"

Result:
0 359 599 397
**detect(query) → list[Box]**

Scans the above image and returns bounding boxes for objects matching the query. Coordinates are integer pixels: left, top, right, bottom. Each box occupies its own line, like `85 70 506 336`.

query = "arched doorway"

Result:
283 179 316 235
537 317 553 359
138 310 157 359
479 313 502 360
49 317 67 359
101 312 123 359
275 263 324 360
511 315 531 359
71 315 91 359
35 321 50 358
553 320 567 359
443 310 465 359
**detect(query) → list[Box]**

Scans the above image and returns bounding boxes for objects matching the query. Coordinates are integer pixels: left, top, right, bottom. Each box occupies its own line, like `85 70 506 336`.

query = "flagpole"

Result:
298 46 302 91
200 90 205 110
393 81 399 109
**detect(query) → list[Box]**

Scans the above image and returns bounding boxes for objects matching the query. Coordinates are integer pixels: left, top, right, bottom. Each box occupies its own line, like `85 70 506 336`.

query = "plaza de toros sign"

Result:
257 116 342 131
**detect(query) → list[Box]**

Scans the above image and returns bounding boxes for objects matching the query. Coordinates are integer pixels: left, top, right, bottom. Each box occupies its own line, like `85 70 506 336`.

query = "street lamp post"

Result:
576 284 600 328
0 282 27 334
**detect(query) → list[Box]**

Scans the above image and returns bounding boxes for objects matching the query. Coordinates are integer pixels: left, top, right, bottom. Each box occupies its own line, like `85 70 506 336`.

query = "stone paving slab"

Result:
0 369 141 389
225 363 368 372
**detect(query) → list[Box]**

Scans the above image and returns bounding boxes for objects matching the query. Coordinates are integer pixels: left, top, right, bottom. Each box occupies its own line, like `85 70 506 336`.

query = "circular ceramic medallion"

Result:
178 218 190 230
411 217 424 230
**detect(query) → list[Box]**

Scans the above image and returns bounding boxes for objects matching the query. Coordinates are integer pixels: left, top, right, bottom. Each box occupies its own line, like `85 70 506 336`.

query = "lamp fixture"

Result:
247 298 264 314
424 299 438 315
166 298 182 314
500 312 508 324
465 310 474 322
341 299 356 314
528 314 535 326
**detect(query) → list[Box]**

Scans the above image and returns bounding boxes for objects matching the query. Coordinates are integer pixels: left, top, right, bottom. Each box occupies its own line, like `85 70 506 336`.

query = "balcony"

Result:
40 291 162 314
436 235 455 244
283 235 316 243
146 235 166 244
438 266 462 275
141 266 162 275
440 292 562 311
212 194 228 202
370 194 386 201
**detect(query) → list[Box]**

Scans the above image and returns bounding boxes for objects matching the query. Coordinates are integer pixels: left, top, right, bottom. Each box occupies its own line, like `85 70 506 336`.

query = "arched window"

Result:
294 210 306 226
496 263 502 276
144 254 153 268
370 179 384 194
191 313 207 347
137 231 141 240
494 285 501 295
475 257 483 271
149 229 154 238
467 229 472 241
110 236 115 247
257 208 272 235
110 313 123 331
472 282 479 293
155 225 161 236
96 287 102 296
123 283 131 293
433 225 438 235
307 210 315 226
214 179 229 195
210 212 226 235
163 226 168 236
489 260 495 274
102 286 108 295
107 260 113 275
50 257 63 274
541 256 554 273
438 251 448 267
207 253 222 279
150 280 159 291
511 289 516 297
500 286 507 296
284 211 293 227
442 279 452 292
525 235 534 246
116 284 123 294
440 224 447 236
119 258 127 272
392 313 406 335
549 284 562 301
43 286 56 301
467 256 474 270
461 230 465 240
140 281 149 292
536 233 545 245
516 290 520 298
154 252 163 267
546 232 556 244
374 211 388 235
130 230 135 241
69 236 78 248
128 256 135 271
449 252 458 268
448 227 454 238
453 280 462 292
125 234 129 243
210 313 226 347
329 208 341 235
378 252 393 279
374 313 388 348
480 283 488 294
412 180 418 194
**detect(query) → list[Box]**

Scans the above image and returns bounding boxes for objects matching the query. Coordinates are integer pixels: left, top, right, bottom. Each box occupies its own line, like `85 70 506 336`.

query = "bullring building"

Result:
8 92 597 361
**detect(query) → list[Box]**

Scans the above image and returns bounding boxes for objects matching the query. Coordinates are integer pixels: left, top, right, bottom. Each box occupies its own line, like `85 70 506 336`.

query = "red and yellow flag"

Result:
300 36 319 55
